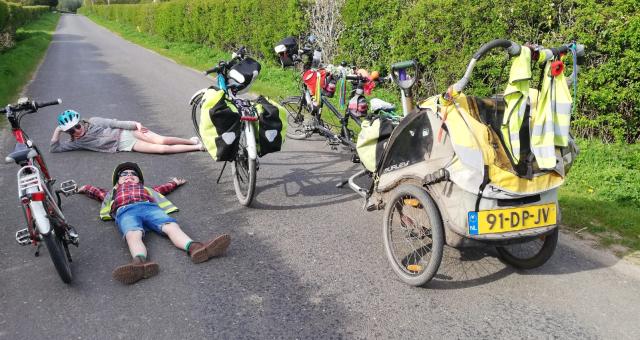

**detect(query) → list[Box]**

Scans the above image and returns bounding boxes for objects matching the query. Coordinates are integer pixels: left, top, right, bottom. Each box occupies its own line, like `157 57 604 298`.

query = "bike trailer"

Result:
372 42 580 246
254 96 288 156
274 36 299 67
199 88 241 161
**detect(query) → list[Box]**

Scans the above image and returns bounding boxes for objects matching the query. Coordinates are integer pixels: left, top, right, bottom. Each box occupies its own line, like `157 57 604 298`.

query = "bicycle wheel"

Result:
232 129 256 206
191 94 205 141
496 228 558 269
42 228 72 284
383 185 444 286
280 96 312 140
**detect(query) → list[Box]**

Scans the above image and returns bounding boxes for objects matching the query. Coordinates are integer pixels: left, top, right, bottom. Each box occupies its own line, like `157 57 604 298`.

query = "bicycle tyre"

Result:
191 94 205 141
495 227 558 269
383 185 444 286
280 96 312 140
42 229 72 284
232 130 256 206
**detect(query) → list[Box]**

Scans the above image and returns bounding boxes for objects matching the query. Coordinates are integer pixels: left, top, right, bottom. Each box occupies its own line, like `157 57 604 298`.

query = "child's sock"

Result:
133 254 147 263
184 240 194 253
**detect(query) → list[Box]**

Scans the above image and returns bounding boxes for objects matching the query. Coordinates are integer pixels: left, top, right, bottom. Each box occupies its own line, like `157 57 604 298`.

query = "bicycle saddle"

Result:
370 98 396 112
5 143 37 164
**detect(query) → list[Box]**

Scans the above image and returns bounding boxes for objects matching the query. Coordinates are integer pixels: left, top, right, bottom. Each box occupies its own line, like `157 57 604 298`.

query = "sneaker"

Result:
190 136 201 145
112 260 159 284
189 234 231 264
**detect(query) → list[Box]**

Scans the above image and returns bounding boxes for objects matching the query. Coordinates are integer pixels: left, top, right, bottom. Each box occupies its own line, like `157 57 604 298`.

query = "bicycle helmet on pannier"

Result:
57 110 81 131
228 58 261 94
112 162 144 186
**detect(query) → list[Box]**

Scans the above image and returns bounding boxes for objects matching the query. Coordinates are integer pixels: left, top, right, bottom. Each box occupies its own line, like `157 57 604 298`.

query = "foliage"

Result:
80 0 308 60
0 12 58 106
58 0 82 12
560 139 640 250
1 0 49 51
81 0 639 143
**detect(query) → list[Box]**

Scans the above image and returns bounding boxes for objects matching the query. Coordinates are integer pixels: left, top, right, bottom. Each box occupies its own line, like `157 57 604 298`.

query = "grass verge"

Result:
0 12 60 108
559 140 640 252
84 13 640 253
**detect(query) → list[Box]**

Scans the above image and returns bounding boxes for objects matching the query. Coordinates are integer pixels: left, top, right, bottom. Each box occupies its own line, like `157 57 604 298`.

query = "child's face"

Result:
118 170 140 185
66 123 85 139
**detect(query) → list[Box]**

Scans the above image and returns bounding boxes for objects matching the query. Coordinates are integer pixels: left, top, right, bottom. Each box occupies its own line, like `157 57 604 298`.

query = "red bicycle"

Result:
2 97 79 283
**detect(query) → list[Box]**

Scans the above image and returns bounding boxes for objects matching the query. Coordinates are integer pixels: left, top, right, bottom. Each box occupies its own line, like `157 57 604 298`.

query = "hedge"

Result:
82 0 639 143
80 0 307 59
1 1 49 30
1 0 49 50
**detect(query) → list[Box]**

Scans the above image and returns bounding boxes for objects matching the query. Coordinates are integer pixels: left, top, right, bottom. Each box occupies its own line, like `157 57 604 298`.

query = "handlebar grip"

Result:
35 99 62 108
391 60 416 71
473 39 521 60
204 66 219 75
345 75 366 81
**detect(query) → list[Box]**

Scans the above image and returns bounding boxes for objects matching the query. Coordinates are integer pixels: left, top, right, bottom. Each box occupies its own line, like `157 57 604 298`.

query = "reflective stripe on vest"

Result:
531 59 573 169
99 187 178 221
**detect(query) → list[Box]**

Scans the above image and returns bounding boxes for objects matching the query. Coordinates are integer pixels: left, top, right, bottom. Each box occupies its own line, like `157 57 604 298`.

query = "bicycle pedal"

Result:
364 199 378 212
60 180 77 196
351 154 361 163
15 228 31 246
67 226 79 246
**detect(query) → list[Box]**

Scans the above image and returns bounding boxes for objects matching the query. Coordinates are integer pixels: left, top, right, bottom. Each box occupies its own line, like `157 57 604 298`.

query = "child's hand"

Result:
171 177 187 186
77 185 88 194
135 122 149 133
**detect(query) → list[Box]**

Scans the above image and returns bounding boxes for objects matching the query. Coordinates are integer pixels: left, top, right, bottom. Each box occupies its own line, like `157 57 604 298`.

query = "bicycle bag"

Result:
303 69 335 97
274 37 298 67
255 96 288 156
356 116 395 172
199 88 241 161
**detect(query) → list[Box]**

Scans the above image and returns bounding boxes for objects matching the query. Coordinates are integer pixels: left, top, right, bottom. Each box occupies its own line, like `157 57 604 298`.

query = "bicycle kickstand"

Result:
216 161 228 184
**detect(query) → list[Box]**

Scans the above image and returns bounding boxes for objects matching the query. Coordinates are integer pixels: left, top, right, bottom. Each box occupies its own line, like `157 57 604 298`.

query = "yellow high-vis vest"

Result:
99 187 178 221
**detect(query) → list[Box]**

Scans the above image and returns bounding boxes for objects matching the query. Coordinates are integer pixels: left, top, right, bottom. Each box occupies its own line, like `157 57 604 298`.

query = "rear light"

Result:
30 192 46 201
240 116 258 122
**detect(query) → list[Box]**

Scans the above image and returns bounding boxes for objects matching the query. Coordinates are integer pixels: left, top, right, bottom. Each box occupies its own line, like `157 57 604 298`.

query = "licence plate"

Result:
468 203 557 235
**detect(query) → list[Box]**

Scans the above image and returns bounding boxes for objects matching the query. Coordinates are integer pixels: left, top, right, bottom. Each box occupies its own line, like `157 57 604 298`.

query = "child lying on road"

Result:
78 162 230 284
50 109 204 154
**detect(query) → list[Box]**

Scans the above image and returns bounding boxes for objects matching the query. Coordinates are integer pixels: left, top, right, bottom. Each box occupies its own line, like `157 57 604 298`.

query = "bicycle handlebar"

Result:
36 99 62 109
451 39 585 94
1 98 61 114
203 47 247 75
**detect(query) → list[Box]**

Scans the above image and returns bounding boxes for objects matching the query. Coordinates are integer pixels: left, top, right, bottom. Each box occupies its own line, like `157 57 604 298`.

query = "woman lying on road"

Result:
50 109 204 154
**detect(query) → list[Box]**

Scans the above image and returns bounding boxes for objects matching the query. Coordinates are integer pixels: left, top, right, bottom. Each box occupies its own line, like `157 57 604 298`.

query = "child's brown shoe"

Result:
189 234 231 264
112 260 159 284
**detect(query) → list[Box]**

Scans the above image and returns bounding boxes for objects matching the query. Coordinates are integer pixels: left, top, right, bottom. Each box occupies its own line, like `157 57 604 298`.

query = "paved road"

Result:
1 14 639 339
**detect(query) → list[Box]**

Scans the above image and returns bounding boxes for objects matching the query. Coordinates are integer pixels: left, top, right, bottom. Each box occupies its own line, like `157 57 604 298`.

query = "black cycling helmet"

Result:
112 162 144 186
228 58 261 94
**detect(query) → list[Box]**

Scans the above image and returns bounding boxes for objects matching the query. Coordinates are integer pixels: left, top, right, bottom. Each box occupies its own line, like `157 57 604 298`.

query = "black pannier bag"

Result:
255 96 287 156
199 88 242 161
274 37 298 67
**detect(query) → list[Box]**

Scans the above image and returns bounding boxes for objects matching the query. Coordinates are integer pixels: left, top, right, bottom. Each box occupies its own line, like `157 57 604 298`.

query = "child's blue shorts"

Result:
115 201 177 237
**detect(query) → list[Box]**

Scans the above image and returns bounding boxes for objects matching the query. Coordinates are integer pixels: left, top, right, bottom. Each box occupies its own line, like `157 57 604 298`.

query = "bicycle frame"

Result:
3 98 78 283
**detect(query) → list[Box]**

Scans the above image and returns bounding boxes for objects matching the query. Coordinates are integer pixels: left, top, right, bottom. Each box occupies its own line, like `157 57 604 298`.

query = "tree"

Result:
309 0 345 63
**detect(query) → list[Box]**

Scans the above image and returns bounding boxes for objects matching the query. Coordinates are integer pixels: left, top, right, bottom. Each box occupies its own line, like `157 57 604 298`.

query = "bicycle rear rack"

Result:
17 165 43 197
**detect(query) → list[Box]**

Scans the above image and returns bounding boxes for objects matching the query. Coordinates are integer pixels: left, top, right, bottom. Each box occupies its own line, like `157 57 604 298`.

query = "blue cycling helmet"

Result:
57 110 81 131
